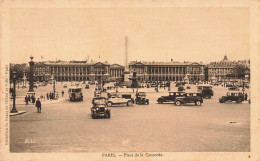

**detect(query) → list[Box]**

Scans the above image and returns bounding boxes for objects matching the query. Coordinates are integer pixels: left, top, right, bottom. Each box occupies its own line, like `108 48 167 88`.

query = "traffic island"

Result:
9 111 26 116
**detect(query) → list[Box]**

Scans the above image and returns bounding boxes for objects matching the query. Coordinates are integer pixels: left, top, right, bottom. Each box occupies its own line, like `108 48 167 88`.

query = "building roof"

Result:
129 61 204 66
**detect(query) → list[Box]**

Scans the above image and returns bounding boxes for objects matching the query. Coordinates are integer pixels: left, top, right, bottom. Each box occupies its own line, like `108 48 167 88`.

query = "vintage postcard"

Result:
1 0 259 161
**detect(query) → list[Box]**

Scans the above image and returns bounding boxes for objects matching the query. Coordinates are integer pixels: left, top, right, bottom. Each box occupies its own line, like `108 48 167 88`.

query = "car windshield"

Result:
70 88 81 92
93 99 106 104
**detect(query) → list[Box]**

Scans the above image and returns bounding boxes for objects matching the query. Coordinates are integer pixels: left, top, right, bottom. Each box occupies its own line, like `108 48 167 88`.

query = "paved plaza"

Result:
10 82 250 152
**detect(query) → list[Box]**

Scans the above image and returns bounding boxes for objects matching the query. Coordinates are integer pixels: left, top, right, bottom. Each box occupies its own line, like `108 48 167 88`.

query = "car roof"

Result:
93 97 107 99
227 91 242 94
69 86 82 89
196 85 212 87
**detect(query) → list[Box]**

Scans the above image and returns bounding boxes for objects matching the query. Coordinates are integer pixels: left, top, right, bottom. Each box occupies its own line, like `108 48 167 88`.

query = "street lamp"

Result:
11 71 18 113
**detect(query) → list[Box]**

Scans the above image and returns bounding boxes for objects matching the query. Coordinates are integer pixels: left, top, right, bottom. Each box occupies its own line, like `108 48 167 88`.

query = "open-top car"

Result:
91 97 110 119
219 91 244 103
135 92 149 105
107 93 134 107
68 86 83 101
196 85 214 98
157 92 186 104
174 92 203 106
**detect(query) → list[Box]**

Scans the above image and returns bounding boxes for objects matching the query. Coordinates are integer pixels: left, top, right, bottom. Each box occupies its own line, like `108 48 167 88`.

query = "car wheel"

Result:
127 101 133 106
175 101 181 106
91 113 96 119
107 102 112 107
195 101 201 106
146 100 149 105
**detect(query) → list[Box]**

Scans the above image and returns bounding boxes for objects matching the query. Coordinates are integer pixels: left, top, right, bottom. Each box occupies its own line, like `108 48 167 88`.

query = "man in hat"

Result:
35 98 42 113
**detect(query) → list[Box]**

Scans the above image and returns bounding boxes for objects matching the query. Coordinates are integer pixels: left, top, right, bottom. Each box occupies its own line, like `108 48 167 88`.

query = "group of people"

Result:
25 94 36 105
25 94 42 113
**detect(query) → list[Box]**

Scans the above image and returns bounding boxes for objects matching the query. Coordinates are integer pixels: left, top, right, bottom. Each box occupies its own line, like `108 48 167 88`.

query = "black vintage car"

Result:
174 93 203 106
219 91 244 103
91 97 111 119
178 86 185 92
157 92 186 104
196 85 214 98
135 92 149 105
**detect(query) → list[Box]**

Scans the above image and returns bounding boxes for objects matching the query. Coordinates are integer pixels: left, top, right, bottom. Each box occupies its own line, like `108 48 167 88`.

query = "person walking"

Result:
32 95 36 105
46 92 49 100
28 95 31 103
40 94 43 101
25 95 28 105
61 90 64 97
35 98 41 113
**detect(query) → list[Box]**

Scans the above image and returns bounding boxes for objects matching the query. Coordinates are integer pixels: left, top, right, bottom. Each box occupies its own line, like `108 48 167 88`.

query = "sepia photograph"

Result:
1 0 259 161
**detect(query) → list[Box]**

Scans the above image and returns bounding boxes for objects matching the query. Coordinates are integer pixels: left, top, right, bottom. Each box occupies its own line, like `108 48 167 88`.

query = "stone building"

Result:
128 60 205 83
34 60 124 82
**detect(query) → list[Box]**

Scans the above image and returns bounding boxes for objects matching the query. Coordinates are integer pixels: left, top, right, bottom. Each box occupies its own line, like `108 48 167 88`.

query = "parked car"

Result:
174 93 203 106
107 93 134 107
196 85 214 98
178 86 185 91
186 85 191 89
135 92 149 105
157 92 186 104
68 86 83 101
219 91 244 103
228 86 239 91
85 84 89 89
63 84 68 88
91 97 110 119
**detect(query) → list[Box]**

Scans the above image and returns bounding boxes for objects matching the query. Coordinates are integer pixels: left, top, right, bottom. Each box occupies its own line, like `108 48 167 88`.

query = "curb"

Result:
10 111 26 116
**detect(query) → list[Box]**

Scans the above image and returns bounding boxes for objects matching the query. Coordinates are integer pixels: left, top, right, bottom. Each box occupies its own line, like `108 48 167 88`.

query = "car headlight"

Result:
96 107 99 110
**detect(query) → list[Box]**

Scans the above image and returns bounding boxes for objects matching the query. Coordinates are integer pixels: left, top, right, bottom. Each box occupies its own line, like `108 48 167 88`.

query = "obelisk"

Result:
124 36 130 82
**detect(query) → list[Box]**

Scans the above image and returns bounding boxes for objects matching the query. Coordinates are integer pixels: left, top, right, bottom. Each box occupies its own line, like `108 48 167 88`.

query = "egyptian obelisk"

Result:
124 36 130 82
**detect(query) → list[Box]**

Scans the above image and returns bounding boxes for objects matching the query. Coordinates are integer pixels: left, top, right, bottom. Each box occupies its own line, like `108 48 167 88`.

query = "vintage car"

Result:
219 91 244 103
68 86 83 101
135 92 149 105
178 86 185 91
91 97 110 119
107 93 134 107
174 93 203 106
94 89 101 97
228 86 239 91
63 84 68 88
196 85 214 98
186 85 191 89
157 92 186 104
85 84 89 89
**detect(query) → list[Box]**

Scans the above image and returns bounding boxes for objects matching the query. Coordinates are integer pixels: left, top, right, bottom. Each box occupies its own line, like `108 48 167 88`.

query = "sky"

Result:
10 7 249 65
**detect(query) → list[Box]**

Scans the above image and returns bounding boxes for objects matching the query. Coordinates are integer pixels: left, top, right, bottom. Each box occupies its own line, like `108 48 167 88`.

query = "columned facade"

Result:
129 61 205 83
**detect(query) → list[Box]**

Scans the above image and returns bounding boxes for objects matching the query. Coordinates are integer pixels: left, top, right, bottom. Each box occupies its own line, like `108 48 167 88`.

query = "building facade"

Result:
34 60 125 83
128 60 205 82
207 55 250 83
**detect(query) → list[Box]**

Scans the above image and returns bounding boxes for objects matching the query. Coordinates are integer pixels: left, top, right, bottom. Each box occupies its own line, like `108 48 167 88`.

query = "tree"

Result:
233 64 247 79
10 63 29 82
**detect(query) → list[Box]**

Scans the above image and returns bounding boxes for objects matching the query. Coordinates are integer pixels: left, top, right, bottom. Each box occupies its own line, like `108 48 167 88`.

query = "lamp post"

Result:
11 71 18 113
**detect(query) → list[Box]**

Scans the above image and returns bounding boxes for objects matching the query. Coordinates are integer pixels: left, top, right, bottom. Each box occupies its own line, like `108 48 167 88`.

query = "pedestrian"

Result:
245 93 248 100
40 94 43 101
28 95 31 103
46 92 49 100
35 98 41 113
62 90 64 97
25 95 28 105
32 95 36 105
